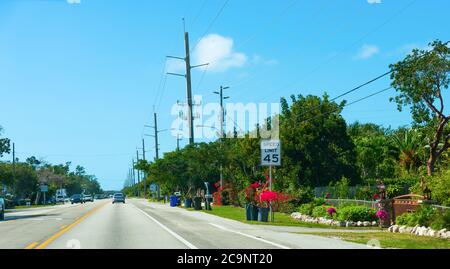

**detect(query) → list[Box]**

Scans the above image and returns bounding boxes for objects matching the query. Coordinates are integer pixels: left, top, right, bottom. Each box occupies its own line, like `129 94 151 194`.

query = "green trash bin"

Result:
193 197 202 210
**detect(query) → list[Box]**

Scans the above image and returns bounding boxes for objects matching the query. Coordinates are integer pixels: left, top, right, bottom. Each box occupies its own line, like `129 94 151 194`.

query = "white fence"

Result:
325 199 379 209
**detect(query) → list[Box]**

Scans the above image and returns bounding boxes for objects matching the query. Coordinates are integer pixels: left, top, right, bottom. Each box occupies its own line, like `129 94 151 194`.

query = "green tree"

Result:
391 128 424 173
278 94 358 187
390 40 450 176
348 122 396 179
0 126 11 157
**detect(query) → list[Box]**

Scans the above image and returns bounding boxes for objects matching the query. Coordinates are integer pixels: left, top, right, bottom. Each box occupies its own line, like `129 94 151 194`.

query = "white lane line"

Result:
209 223 291 249
131 204 198 249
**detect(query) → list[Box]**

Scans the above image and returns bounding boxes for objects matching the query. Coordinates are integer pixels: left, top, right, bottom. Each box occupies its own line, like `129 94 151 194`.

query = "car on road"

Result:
112 193 125 204
0 197 5 221
56 195 66 203
70 194 84 204
82 194 94 202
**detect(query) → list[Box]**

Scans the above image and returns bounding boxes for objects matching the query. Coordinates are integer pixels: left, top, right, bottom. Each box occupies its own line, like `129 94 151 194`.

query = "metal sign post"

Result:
261 140 281 222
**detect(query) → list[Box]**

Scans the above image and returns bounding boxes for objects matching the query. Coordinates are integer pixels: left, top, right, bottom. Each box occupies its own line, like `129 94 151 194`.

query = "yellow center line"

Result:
30 202 108 250
25 242 39 249
59 225 68 230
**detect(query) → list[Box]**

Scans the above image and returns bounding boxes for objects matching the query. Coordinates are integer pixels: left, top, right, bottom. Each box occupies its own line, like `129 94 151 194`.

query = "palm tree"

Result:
391 129 423 173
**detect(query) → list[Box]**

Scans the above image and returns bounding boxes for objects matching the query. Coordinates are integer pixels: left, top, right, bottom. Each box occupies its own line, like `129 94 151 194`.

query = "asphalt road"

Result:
0 199 371 249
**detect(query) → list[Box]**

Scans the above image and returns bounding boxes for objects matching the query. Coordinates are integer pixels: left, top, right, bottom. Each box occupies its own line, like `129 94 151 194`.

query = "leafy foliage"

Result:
390 40 450 176
337 206 377 222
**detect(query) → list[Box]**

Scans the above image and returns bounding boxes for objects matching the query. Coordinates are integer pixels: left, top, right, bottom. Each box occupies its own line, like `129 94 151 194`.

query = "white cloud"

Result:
67 0 81 4
367 0 382 4
192 34 247 72
356 44 380 60
251 54 279 66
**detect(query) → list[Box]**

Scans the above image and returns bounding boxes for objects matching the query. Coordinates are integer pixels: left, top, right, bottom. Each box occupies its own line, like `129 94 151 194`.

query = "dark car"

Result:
70 194 84 204
0 198 5 221
112 193 125 204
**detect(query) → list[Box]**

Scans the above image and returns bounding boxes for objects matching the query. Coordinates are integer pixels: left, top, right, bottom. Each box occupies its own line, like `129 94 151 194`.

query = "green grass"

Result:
300 231 450 249
187 205 382 230
8 204 58 210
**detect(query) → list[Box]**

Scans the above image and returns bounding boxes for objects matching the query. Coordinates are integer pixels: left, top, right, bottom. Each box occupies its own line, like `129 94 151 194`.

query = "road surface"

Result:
0 199 371 249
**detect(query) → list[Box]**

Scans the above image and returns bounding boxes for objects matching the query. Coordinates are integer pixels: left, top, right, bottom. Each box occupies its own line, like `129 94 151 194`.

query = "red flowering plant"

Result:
373 193 381 201
255 172 292 211
375 210 388 221
212 180 223 206
259 191 278 208
327 207 337 218
241 181 261 206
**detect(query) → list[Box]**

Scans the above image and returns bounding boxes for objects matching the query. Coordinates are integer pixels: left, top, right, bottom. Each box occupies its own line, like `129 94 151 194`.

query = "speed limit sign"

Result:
261 140 281 166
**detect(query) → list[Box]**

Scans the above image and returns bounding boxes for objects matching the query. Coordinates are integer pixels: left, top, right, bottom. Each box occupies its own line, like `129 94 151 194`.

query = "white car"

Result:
56 195 66 203
82 195 94 202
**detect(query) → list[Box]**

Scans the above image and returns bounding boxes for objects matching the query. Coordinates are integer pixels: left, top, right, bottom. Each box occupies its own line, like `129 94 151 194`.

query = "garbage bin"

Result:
193 197 202 210
184 198 193 208
204 194 212 211
170 195 178 207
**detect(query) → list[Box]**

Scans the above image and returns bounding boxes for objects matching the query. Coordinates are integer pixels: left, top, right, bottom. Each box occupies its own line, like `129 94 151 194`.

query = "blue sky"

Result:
0 0 448 190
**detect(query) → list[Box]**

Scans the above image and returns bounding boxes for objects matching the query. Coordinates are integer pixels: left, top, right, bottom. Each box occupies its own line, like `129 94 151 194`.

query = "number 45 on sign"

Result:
261 140 281 166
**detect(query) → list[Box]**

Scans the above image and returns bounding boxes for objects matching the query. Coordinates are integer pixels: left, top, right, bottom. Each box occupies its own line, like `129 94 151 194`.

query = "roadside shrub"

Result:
335 177 350 199
386 184 404 199
430 210 450 230
298 203 315 216
220 191 230 206
396 206 450 230
396 212 415 227
355 185 374 200
337 206 376 222
428 171 450 206
313 197 326 206
312 205 330 218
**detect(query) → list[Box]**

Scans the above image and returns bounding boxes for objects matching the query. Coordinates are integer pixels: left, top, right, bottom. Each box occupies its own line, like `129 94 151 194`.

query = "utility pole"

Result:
142 138 147 199
167 31 209 145
184 32 194 145
145 113 166 200
213 87 230 189
213 86 230 138
145 113 163 161
154 113 159 160
12 143 16 196
176 134 182 151
136 152 141 197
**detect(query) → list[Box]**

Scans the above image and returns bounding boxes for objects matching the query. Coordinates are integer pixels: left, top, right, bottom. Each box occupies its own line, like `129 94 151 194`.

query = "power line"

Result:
229 0 418 100
298 86 393 125
190 0 230 54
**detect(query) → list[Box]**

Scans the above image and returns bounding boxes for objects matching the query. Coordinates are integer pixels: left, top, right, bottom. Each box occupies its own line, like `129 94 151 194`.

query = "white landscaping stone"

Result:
445 231 450 239
399 226 407 233
393 225 400 233
363 221 370 227
428 229 436 237
372 221 377 226
357 221 363 227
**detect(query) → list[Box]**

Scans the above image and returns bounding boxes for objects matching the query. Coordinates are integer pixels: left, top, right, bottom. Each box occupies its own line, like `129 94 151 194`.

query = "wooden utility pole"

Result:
167 30 209 145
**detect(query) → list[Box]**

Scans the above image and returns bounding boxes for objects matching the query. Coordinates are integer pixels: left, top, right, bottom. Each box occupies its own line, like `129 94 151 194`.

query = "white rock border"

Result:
291 212 378 227
388 225 450 240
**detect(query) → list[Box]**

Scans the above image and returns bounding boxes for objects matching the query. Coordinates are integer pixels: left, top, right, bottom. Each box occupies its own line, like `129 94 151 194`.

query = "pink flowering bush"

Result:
327 207 337 217
376 209 388 220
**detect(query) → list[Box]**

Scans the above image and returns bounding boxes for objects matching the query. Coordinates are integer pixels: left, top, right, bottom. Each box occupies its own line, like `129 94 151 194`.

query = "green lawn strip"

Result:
6 204 58 211
299 231 450 249
184 205 382 230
